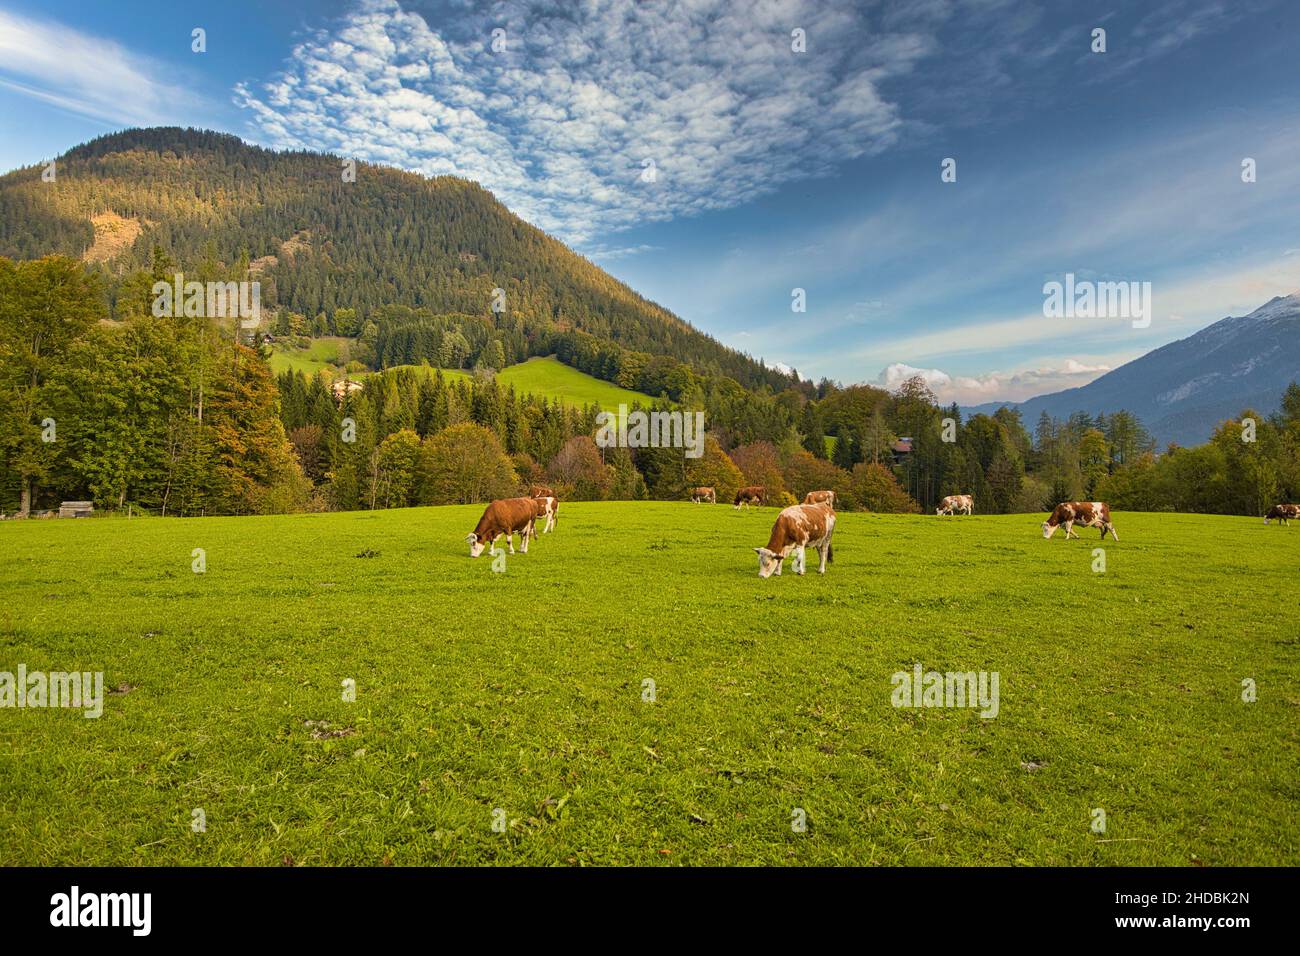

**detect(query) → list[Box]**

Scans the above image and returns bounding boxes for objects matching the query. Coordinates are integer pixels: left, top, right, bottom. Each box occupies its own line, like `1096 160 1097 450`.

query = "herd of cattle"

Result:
465 485 1299 576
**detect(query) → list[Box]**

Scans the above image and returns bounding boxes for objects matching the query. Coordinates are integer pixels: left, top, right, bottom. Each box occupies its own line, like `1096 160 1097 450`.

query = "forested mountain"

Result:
0 126 796 394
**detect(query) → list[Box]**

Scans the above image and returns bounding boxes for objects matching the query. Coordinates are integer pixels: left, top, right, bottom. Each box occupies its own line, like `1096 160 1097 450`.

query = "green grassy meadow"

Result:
494 356 656 409
380 356 658 410
266 336 354 376
266 348 656 414
1 504 1296 866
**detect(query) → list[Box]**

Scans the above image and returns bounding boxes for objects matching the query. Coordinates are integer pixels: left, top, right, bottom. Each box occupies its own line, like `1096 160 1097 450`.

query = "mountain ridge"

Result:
0 126 797 394
963 293 1300 445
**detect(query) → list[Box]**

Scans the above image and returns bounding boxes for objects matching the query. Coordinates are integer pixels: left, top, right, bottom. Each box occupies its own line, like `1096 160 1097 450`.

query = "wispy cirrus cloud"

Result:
1083 0 1267 81
0 9 197 128
235 0 931 245
582 243 662 262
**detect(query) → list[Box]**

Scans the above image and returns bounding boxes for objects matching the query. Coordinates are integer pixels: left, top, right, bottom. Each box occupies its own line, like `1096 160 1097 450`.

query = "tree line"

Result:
4 251 1297 519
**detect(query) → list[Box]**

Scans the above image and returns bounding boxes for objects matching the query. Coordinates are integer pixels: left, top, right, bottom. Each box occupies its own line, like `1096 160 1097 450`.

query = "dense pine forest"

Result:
2 128 1298 519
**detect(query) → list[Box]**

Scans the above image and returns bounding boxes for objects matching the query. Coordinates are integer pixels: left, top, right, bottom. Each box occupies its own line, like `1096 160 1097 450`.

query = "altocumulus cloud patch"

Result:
234 0 927 244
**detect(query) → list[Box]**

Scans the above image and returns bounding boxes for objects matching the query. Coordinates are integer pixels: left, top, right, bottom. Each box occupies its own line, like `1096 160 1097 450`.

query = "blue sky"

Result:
2 0 1298 402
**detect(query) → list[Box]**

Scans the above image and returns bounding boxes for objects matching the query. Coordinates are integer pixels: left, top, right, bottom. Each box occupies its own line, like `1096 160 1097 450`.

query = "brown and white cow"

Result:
734 485 764 509
690 486 717 504
1264 503 1300 525
529 485 555 499
1042 501 1118 541
804 490 835 507
530 495 559 533
754 503 836 578
936 494 973 516
466 497 537 557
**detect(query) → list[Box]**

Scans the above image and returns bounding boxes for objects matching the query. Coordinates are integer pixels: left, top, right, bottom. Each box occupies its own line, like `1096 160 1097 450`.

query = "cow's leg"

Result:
793 546 806 575
817 542 828 574
1063 520 1075 539
1106 522 1118 542
521 523 531 553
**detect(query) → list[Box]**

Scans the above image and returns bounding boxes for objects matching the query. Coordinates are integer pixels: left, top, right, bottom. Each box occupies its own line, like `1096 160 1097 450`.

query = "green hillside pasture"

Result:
267 337 353 377
375 356 657 415
0 506 1296 865
334 355 654 415
497 356 656 410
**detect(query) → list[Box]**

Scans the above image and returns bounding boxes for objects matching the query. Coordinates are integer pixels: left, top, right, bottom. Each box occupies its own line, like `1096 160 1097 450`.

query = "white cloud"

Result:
236 0 929 244
877 359 1112 405
877 362 952 393
583 243 662 262
0 10 198 127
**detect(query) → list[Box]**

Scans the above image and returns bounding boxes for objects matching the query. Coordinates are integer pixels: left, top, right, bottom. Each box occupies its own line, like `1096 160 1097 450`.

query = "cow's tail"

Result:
827 540 834 563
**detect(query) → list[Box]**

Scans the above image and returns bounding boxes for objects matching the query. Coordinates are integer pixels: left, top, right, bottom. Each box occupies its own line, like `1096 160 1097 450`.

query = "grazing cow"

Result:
754 503 836 578
1264 503 1300 525
530 495 558 533
529 485 555 499
690 486 717 504
734 485 764 509
804 490 835 507
465 497 537 557
936 494 974 516
1042 501 1118 541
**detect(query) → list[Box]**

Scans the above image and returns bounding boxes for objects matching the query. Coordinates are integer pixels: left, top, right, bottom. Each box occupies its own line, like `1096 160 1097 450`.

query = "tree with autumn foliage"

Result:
730 440 787 499
417 422 519 504
685 435 745 503
782 450 849 505
850 462 920 513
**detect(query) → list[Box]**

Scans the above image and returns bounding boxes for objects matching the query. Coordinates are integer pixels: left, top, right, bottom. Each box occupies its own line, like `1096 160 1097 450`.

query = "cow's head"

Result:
466 532 486 558
936 506 945 515
1042 520 1057 539
754 547 782 578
